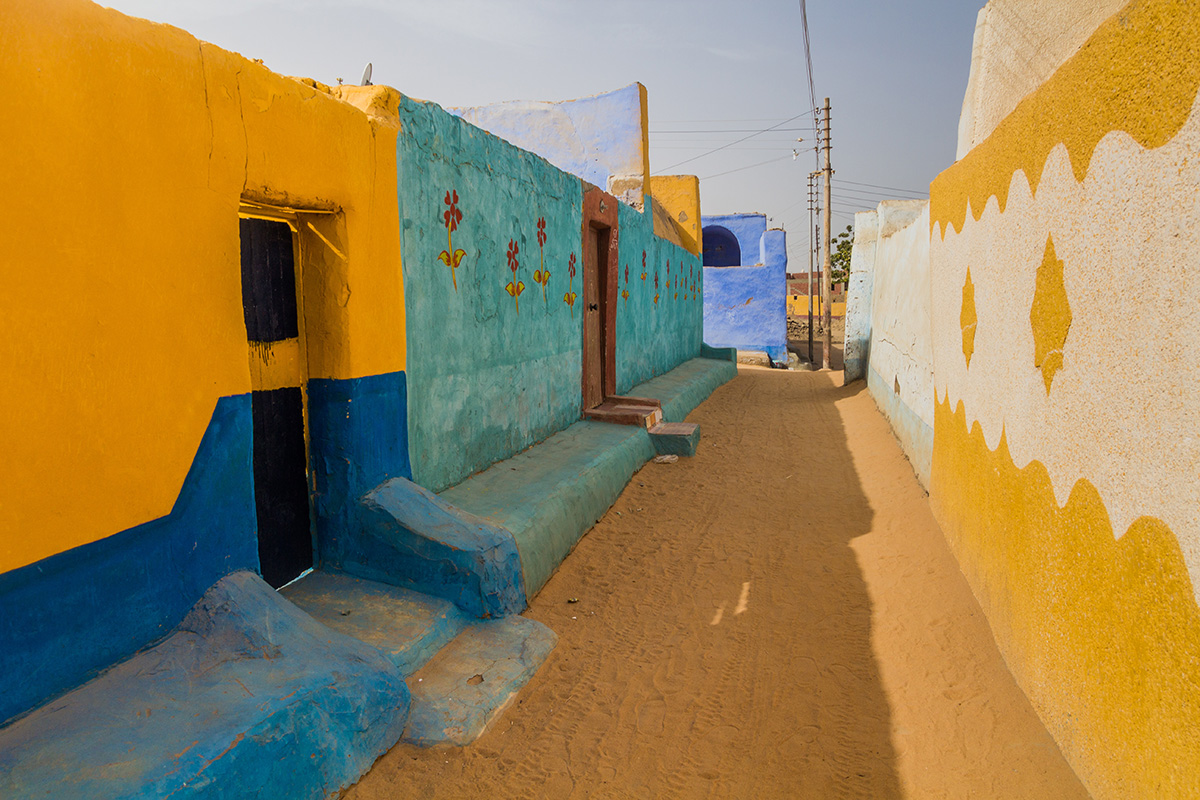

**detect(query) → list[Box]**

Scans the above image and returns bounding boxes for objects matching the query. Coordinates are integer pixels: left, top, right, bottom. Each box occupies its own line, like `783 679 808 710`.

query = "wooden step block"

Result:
648 421 700 457
583 397 663 428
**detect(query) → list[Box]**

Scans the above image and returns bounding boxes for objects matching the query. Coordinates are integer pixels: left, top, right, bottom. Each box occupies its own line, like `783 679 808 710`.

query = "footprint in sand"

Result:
636 698 667 735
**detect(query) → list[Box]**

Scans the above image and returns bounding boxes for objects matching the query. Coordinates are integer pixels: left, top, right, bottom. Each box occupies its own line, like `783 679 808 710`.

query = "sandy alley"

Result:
345 367 1089 799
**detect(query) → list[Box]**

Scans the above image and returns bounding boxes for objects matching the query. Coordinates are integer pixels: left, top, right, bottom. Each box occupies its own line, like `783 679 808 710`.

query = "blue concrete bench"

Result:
320 356 735 613
0 572 408 800
442 356 736 599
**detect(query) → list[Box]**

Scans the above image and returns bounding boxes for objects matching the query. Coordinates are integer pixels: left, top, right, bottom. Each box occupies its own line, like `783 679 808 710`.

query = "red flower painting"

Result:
563 252 577 315
533 217 551 302
438 190 467 290
505 238 525 312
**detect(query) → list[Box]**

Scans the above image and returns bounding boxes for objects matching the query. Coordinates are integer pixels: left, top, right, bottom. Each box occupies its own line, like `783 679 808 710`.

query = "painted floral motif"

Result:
505 238 525 312
622 264 630 306
653 267 659 305
563 252 578 315
533 217 551 302
438 190 467 291
640 251 647 281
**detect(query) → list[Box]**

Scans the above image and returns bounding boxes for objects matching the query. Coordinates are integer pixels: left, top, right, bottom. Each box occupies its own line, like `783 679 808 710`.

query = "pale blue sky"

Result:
100 0 981 268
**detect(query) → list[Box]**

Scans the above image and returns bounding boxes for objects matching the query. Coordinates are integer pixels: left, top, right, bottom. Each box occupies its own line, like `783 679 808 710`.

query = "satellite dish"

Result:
360 62 373 86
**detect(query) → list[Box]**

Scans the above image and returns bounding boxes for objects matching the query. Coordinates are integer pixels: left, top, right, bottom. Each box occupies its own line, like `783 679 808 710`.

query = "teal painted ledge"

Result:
627 356 737 424
442 356 735 599
866 366 933 489
701 344 737 362
442 420 653 599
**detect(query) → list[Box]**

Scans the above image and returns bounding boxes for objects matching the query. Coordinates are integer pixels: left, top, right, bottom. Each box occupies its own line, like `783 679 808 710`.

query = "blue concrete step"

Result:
281 570 470 676
283 570 556 747
402 616 557 747
0 571 408 800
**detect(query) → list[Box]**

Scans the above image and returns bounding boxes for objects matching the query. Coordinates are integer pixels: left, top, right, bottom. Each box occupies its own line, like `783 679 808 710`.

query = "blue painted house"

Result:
701 213 788 363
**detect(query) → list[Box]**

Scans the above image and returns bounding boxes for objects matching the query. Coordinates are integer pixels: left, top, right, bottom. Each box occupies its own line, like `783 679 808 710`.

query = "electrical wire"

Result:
833 178 928 196
656 113 812 172
700 155 794 181
652 124 811 131
798 0 818 118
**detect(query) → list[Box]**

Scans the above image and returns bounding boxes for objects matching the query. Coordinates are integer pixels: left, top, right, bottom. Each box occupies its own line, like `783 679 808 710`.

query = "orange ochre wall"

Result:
0 0 405 574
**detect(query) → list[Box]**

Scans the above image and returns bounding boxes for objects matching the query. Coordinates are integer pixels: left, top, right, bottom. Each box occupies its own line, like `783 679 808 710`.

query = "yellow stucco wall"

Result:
787 296 845 317
0 0 405 574
927 2 1200 797
648 175 702 256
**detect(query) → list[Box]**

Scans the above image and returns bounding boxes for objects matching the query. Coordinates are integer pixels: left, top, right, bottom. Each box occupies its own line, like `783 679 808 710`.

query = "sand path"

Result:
346 368 1089 799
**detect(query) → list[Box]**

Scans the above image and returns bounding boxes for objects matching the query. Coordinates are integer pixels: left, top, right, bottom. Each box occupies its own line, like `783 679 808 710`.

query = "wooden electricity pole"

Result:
821 97 833 370
807 171 815 366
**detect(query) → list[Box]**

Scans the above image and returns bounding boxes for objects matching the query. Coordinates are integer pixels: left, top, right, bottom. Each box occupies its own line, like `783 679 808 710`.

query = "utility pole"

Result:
821 97 833 371
806 171 815 366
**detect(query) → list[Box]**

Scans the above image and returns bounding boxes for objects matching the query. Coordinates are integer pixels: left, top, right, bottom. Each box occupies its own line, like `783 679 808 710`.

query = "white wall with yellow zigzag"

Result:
849 2 1200 797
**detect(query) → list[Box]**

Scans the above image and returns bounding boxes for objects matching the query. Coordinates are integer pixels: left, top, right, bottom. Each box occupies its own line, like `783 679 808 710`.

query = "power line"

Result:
834 187 927 203
700 155 794 181
654 116 808 124
657 113 811 172
650 127 809 134
798 0 818 117
834 178 928 196
834 188 924 204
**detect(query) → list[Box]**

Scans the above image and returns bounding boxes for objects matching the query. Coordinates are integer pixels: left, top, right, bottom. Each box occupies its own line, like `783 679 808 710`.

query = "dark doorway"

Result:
581 186 619 411
239 216 313 588
702 225 741 266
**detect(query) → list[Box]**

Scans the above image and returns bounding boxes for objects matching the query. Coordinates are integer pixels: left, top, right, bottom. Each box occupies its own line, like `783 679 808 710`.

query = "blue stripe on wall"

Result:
0 395 259 726
309 370 412 567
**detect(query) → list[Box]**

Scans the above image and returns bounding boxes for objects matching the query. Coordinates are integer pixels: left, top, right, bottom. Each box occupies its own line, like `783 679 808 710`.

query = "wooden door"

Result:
582 224 605 409
580 186 620 412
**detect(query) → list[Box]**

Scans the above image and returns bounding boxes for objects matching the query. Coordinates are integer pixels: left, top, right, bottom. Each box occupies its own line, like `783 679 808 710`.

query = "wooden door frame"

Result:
581 185 620 409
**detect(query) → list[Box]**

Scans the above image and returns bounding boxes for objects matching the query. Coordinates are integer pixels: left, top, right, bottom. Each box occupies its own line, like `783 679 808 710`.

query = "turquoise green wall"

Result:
615 202 704 393
399 96 703 493
398 96 585 493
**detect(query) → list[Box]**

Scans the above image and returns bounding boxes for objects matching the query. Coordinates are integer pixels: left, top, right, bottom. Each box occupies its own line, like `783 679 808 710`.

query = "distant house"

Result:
702 213 788 363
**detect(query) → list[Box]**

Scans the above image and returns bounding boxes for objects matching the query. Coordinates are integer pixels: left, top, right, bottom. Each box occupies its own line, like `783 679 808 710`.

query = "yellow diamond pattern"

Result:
960 268 977 368
1030 236 1072 394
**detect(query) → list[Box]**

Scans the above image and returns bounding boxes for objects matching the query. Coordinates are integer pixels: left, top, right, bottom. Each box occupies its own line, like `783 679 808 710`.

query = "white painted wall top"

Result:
956 0 1129 159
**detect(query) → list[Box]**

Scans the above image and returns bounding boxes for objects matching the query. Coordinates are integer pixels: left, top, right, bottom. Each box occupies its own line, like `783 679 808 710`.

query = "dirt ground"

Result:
345 368 1090 799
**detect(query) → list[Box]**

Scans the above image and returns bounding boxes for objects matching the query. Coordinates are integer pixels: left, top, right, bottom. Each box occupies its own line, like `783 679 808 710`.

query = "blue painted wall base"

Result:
0 395 258 727
866 366 933 489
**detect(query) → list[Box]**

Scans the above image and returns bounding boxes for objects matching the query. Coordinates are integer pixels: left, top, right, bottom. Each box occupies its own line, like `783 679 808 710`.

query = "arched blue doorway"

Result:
702 225 740 266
